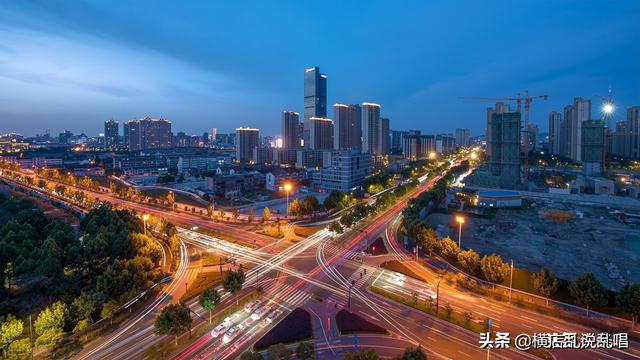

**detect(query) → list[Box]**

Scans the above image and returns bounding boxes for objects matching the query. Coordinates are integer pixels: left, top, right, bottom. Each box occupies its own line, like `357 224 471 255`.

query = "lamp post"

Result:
456 215 465 249
283 183 292 217
509 259 514 303
348 280 355 311
142 214 150 236
435 275 442 316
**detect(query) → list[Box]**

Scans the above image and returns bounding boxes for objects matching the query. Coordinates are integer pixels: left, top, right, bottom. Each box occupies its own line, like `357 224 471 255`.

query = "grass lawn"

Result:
180 270 224 302
380 260 428 282
254 308 312 350
335 309 387 334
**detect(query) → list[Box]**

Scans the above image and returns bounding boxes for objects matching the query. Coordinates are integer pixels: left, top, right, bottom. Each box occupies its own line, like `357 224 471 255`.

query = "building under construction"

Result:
488 112 521 189
581 119 605 177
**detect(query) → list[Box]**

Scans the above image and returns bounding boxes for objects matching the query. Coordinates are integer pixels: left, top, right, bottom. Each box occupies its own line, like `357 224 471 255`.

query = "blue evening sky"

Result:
0 1 638 136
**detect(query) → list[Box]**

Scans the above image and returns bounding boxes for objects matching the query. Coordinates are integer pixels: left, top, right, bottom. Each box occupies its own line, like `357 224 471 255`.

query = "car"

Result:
266 309 282 324
251 306 269 321
222 326 239 343
211 324 227 338
244 300 260 313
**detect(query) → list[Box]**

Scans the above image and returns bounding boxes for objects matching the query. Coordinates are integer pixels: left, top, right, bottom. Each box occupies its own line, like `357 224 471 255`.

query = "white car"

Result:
251 306 269 321
211 324 227 338
222 326 239 343
244 300 260 313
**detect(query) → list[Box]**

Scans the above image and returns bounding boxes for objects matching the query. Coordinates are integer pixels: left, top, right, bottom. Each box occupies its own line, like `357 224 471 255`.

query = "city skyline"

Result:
1 1 638 136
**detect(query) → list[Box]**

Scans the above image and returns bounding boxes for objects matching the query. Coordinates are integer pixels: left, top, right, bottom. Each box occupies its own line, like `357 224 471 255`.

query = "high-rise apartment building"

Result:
361 102 388 155
488 112 521 189
455 128 470 147
627 106 640 158
236 127 259 164
402 130 435 160
486 102 511 157
436 134 456 155
303 66 327 146
307 117 334 150
548 111 562 155
281 111 301 149
380 117 390 155
124 117 172 151
390 130 408 154
563 97 591 162
333 104 361 150
104 119 119 149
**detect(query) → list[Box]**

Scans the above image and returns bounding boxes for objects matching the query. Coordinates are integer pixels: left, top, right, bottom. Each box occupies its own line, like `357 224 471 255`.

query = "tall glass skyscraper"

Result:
303 66 327 146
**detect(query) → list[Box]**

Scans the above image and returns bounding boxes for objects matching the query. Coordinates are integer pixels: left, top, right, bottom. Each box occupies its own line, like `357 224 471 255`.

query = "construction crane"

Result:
460 91 548 187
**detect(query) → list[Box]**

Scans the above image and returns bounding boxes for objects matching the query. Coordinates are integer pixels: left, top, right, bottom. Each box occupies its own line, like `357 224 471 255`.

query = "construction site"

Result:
427 199 640 291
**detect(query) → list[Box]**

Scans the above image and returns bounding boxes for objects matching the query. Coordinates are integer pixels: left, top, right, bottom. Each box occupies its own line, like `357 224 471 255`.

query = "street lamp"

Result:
508 259 514 303
429 152 436 160
471 152 478 160
456 215 465 249
283 183 292 217
435 275 442 316
142 214 150 236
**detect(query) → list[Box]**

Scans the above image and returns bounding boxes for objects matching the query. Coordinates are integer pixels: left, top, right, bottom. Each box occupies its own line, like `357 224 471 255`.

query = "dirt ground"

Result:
426 202 640 291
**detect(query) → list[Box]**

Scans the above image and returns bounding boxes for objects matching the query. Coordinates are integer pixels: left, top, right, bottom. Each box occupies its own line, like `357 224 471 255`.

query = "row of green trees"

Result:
34 168 101 192
408 222 640 321
329 180 420 234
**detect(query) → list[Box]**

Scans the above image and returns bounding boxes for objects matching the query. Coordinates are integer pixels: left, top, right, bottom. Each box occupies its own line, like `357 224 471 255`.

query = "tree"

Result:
263 207 272 221
267 343 292 360
154 303 192 345
101 300 120 326
617 283 640 328
199 288 221 323
344 350 380 360
7 338 31 359
248 208 255 224
232 207 240 221
34 301 69 347
568 272 608 316
207 204 214 218
288 199 303 217
328 221 344 234
480 254 509 285
415 226 439 255
457 249 480 274
166 191 175 207
444 303 453 319
532 267 559 304
296 341 315 360
438 237 459 260
240 351 264 360
223 269 245 305
395 346 427 360
0 315 23 357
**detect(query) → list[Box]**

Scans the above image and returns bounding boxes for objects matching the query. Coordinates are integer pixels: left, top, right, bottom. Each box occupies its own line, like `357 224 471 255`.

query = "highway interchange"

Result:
1 155 639 360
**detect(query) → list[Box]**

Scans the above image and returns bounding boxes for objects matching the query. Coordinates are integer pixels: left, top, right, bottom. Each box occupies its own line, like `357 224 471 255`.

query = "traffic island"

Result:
367 237 388 255
335 309 387 335
380 260 426 281
254 307 312 350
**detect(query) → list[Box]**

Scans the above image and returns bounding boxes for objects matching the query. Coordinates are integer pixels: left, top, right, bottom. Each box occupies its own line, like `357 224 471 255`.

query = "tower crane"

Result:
460 91 548 187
